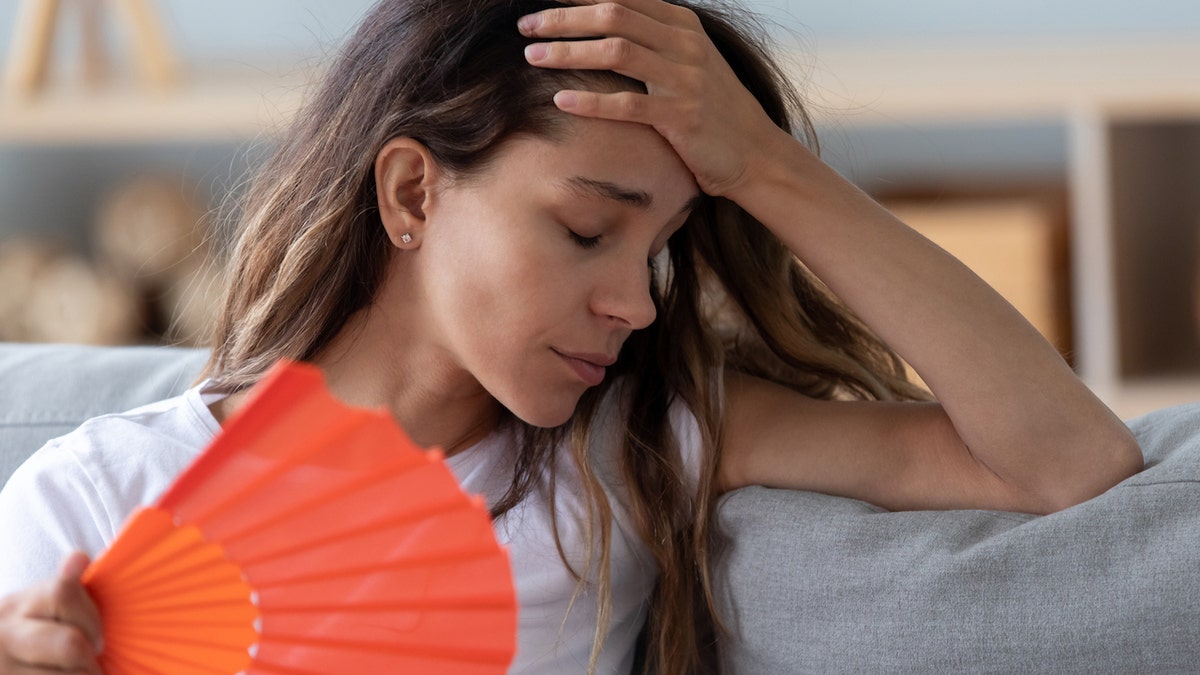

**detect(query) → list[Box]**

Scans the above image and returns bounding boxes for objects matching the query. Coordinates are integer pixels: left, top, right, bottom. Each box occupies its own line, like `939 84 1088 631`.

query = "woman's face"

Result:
416 118 700 427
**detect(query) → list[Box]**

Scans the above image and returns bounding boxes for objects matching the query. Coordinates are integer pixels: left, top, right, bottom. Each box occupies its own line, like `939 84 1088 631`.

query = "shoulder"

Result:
43 386 218 495
0 387 218 592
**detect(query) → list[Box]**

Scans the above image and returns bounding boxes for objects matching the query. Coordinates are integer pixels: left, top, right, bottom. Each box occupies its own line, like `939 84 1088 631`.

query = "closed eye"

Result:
568 230 601 249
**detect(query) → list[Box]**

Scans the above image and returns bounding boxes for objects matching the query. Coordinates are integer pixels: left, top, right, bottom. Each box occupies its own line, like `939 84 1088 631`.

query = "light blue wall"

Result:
5 1 1200 60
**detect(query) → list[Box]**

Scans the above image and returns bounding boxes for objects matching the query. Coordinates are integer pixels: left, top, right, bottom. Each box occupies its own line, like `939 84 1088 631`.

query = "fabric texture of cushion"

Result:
713 401 1200 673
0 343 207 486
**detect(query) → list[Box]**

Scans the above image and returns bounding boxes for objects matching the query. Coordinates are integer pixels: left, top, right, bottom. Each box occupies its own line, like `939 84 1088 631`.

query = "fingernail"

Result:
517 14 540 35
524 43 549 62
554 91 578 109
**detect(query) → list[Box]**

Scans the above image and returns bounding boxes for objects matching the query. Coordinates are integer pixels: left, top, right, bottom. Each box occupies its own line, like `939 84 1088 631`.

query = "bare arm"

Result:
715 137 1142 513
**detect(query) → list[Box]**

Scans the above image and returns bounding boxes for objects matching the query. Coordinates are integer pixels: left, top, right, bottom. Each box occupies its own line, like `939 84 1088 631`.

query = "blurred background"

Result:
1 0 1199 417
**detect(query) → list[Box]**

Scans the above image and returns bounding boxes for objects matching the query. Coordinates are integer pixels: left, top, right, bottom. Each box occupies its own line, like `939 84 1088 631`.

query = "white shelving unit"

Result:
0 67 312 144
796 37 1200 418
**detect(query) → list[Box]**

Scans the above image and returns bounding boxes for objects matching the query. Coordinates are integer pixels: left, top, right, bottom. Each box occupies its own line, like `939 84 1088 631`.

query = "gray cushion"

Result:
713 402 1200 673
0 343 207 487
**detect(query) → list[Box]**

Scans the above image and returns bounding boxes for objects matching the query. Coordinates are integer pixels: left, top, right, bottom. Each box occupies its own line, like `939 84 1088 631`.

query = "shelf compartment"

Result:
1109 121 1200 379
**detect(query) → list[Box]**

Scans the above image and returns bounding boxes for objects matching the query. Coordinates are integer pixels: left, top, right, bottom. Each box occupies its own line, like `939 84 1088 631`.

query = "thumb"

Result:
58 551 91 580
53 551 104 654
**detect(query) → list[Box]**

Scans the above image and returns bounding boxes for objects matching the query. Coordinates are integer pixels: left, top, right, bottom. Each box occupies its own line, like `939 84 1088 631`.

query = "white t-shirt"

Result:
0 380 702 674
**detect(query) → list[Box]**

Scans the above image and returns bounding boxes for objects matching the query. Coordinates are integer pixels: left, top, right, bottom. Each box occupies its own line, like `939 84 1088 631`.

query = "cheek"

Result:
421 214 594 426
426 211 556 361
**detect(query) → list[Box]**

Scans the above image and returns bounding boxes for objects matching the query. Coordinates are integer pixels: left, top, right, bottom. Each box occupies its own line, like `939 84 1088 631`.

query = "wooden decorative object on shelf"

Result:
0 239 142 345
4 0 177 98
94 174 205 284
0 170 226 347
93 174 225 346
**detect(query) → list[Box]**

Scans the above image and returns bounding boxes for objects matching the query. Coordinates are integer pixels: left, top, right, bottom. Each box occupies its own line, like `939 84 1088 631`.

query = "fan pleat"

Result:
100 634 249 675
231 495 485 570
88 510 254 608
256 557 513 609
180 409 378 528
201 439 431 546
258 605 515 652
103 621 259 648
243 661 326 675
213 454 460 559
251 542 502 590
255 631 514 670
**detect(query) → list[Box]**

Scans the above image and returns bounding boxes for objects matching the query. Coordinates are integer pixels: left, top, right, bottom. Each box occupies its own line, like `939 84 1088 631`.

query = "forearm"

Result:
725 133 1142 507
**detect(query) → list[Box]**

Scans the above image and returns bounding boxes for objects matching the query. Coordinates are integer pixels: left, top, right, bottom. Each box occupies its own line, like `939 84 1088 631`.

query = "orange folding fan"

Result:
81 360 517 674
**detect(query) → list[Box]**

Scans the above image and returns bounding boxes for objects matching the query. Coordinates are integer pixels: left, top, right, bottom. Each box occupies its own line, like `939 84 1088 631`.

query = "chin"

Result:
513 406 576 429
505 393 582 429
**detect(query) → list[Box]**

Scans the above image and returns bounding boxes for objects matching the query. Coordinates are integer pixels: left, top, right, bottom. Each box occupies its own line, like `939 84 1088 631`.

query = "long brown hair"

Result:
202 1 925 673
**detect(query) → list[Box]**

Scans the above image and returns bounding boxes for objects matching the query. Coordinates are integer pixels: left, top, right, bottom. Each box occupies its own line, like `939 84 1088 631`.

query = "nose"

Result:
592 258 657 330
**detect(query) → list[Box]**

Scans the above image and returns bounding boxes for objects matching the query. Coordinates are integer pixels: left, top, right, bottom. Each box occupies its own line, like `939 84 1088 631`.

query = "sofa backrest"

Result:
0 343 208 487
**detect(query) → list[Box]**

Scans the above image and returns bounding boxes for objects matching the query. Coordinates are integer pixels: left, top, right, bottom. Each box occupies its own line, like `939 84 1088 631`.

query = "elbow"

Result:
1033 426 1144 514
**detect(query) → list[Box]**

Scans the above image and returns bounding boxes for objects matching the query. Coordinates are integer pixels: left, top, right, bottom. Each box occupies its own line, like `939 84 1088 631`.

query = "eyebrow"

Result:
565 177 652 209
563 176 703 217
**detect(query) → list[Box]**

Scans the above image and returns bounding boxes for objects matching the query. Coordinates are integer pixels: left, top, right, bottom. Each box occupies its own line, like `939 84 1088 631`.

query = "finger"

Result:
552 89 666 127
525 37 676 89
519 2 668 45
19 561 103 652
58 552 90 581
1 619 100 674
551 0 700 30
520 3 710 68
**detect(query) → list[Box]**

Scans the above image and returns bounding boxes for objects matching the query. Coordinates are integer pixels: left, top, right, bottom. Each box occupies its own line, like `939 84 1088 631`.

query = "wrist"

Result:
720 126 823 211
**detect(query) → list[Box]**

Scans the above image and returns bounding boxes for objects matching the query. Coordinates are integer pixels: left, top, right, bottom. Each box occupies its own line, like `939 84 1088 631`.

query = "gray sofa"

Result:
1 342 1197 673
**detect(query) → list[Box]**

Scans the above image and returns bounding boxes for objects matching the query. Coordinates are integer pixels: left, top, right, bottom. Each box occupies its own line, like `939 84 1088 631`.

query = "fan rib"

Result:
233 495 469 568
260 598 515 613
251 545 503 590
102 627 258 654
259 632 513 665
107 557 252 604
101 634 250 674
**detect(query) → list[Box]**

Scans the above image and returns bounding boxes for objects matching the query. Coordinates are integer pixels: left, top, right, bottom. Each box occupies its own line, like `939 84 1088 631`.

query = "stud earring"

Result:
400 233 413 244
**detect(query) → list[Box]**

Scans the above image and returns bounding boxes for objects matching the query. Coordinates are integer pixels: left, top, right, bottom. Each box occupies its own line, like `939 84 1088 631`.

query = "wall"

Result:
6 1 1200 54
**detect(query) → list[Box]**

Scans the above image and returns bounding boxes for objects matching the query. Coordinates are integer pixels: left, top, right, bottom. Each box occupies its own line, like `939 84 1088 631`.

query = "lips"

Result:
553 349 616 386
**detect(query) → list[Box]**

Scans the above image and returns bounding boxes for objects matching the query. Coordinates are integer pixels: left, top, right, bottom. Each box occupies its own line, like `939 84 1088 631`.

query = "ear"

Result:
375 137 438 249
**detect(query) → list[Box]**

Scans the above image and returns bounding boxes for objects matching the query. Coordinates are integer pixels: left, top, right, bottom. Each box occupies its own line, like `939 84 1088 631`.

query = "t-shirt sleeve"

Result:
0 437 113 596
669 395 705 496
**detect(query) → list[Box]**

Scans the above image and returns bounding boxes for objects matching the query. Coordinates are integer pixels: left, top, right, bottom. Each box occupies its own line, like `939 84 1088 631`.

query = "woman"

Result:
0 0 1142 673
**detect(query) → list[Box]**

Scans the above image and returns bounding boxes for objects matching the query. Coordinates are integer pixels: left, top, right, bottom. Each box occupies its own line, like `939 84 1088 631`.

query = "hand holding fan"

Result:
81 360 517 674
